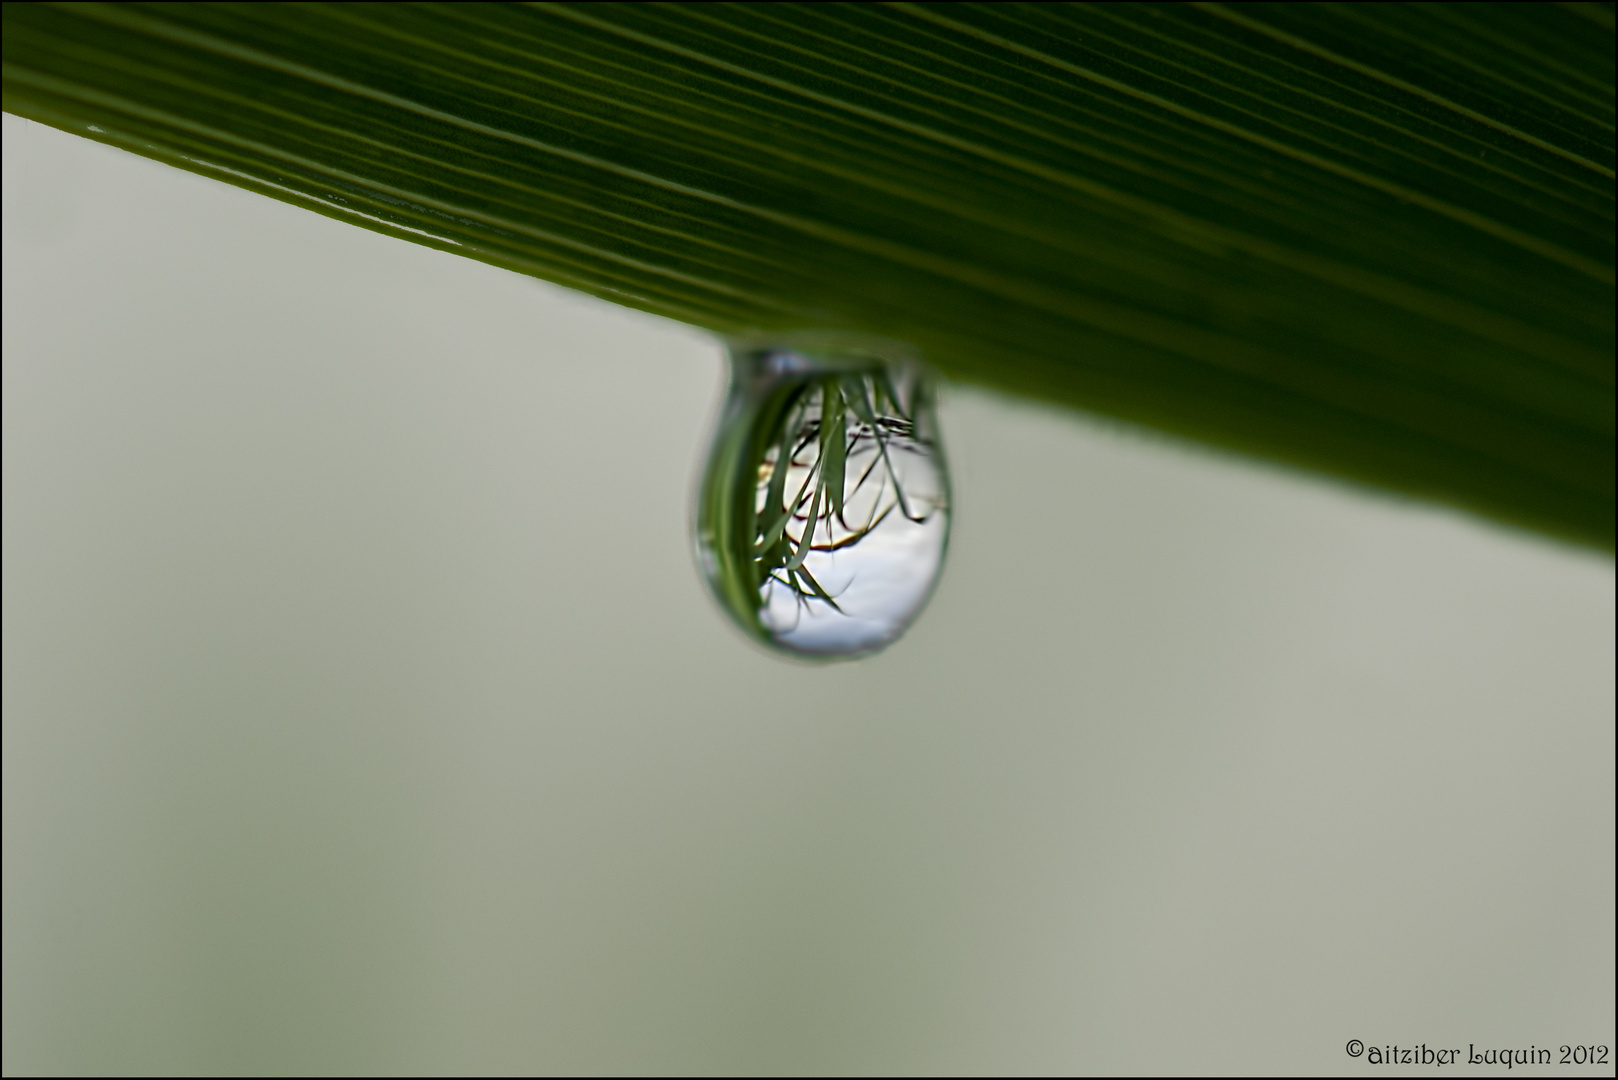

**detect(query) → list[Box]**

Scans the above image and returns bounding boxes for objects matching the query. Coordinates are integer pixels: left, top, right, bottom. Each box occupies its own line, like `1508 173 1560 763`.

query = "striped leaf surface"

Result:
4 2 1612 547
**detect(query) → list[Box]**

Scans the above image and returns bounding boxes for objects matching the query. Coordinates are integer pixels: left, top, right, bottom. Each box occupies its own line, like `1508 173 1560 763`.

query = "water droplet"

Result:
695 339 950 659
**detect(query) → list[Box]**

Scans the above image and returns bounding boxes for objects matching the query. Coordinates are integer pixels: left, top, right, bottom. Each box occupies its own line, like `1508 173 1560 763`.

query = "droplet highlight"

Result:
695 341 950 658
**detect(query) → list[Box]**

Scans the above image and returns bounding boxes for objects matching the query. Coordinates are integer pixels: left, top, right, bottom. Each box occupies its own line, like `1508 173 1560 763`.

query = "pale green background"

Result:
3 115 1613 1076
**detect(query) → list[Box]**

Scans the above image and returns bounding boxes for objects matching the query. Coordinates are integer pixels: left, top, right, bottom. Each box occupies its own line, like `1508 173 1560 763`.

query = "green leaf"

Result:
820 382 847 521
784 482 822 573
789 562 841 613
3 2 1611 548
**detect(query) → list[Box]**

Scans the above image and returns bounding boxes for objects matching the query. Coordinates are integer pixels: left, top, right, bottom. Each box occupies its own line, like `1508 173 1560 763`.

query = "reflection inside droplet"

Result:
695 341 950 658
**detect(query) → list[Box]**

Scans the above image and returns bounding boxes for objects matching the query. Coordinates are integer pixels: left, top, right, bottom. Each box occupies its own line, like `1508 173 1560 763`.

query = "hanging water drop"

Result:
695 340 950 659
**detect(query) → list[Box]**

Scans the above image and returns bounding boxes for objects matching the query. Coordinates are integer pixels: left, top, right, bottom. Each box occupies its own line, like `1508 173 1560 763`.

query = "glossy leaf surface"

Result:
4 2 1612 546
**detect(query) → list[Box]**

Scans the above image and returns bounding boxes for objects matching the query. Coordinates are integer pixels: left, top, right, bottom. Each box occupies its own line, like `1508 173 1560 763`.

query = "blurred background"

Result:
3 114 1612 1076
